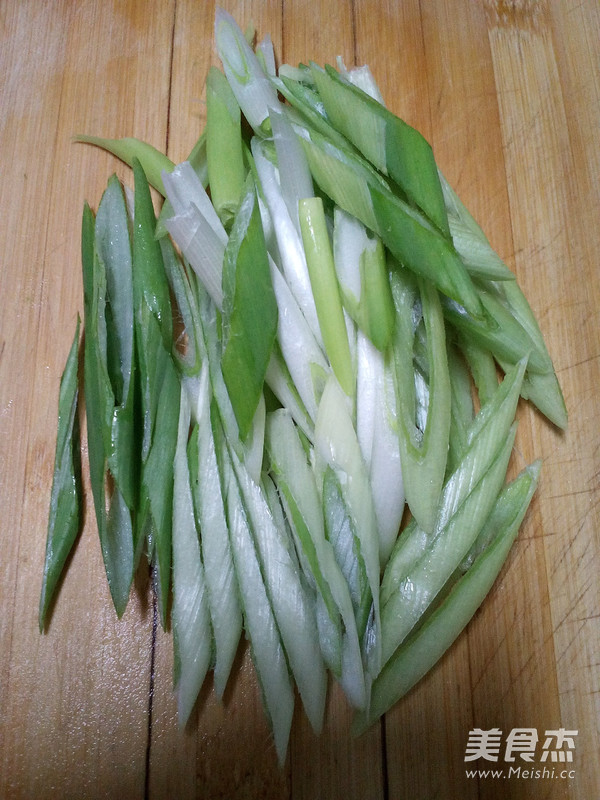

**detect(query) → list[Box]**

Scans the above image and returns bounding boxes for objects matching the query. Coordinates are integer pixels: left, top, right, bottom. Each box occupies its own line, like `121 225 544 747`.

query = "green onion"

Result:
82 183 136 617
73 134 174 195
189 364 242 699
354 460 541 733
206 66 246 229
221 177 278 440
310 63 451 238
132 158 180 627
44 10 567 759
39 319 82 629
299 197 354 397
172 386 212 725
213 408 294 766
390 269 451 533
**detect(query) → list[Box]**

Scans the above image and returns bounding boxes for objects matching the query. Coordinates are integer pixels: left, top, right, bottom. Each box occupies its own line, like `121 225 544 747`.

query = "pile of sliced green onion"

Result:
39 10 566 764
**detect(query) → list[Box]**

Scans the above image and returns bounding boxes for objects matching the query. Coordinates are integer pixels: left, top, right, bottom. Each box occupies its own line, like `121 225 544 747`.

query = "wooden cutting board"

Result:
0 2 598 798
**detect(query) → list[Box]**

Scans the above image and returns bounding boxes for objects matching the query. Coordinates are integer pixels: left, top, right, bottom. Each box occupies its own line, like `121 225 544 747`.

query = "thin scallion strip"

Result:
390 269 451 533
354 460 541 733
299 197 354 397
172 386 212 725
39 319 82 629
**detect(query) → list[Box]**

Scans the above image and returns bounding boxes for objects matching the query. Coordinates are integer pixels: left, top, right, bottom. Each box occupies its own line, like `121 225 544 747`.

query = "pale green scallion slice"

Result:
299 196 354 397
206 66 246 230
172 386 212 726
354 460 541 733
390 269 451 533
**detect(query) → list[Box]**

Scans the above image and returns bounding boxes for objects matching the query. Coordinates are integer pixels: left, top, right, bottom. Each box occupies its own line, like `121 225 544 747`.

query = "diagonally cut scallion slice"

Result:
39 318 82 629
354 459 541 733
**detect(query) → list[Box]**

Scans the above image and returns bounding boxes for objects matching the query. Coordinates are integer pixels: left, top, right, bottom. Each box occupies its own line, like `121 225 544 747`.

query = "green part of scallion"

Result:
438 170 515 282
221 177 278 441
82 183 137 618
133 158 180 626
357 237 396 351
445 342 475 475
489 279 567 429
457 332 499 409
74 134 174 196
95 175 137 513
206 66 246 230
442 288 550 376
293 121 483 319
39 318 82 630
298 196 354 397
354 459 540 733
311 63 450 238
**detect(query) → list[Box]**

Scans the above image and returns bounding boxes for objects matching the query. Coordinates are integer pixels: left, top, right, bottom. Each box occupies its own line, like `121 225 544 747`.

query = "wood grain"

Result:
0 2 598 798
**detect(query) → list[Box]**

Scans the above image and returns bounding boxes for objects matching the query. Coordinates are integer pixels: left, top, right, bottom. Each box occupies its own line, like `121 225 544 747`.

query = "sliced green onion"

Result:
189 365 242 699
172 386 212 725
83 184 136 617
133 158 180 626
213 409 294 765
215 8 282 135
74 134 174 195
315 376 382 676
390 270 451 533
206 66 246 229
380 422 517 665
221 177 278 440
354 460 541 733
311 63 451 237
266 409 367 708
39 318 82 629
299 197 354 397
438 170 515 282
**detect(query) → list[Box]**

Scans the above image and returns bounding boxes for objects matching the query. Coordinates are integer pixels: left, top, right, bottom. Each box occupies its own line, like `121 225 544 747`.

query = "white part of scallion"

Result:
163 163 227 309
163 161 226 243
269 257 330 421
215 8 283 133
257 34 276 77
266 409 367 709
163 203 225 310
172 386 212 725
333 207 368 308
315 376 382 676
269 108 315 236
229 442 328 734
252 138 322 341
193 365 242 699
335 57 385 105
356 332 405 566
217 424 295 765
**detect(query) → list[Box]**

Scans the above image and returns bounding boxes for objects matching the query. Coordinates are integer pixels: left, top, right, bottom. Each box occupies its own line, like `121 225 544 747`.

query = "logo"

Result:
464 728 578 780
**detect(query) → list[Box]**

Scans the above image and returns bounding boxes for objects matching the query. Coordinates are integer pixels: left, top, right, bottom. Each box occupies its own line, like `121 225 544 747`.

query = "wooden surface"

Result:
0 2 598 798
